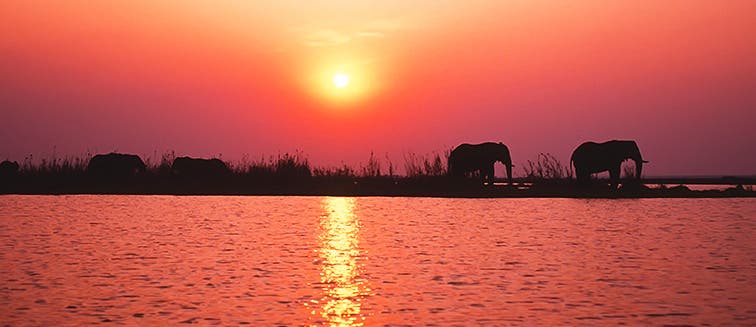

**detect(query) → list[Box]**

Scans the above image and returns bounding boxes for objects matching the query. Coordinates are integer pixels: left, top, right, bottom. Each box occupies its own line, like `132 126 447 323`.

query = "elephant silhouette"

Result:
87 153 146 179
570 140 648 187
448 142 513 185
0 160 19 178
171 157 230 178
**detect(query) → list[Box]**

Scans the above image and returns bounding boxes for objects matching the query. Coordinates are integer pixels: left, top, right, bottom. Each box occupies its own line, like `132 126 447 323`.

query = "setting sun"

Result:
303 59 381 107
333 73 350 88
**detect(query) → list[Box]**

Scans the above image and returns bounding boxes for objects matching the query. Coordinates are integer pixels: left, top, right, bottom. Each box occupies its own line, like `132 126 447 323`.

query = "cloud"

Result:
302 29 351 47
354 19 404 40
363 20 403 32
356 31 385 39
299 19 403 47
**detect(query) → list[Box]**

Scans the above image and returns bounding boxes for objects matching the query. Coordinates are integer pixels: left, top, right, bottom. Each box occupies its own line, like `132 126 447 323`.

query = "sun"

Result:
332 73 350 88
303 60 379 106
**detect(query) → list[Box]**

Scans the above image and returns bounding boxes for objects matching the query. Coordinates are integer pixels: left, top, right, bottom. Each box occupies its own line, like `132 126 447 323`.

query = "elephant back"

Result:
449 142 511 176
171 157 230 178
87 153 146 179
0 160 20 178
571 140 645 181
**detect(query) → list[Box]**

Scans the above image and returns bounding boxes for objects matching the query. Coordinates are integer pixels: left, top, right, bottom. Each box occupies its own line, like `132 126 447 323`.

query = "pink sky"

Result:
1 1 755 176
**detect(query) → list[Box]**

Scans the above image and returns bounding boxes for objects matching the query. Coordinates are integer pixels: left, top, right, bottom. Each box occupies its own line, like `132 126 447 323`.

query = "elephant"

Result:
570 140 648 187
87 153 146 179
171 157 230 178
0 160 19 178
448 142 513 185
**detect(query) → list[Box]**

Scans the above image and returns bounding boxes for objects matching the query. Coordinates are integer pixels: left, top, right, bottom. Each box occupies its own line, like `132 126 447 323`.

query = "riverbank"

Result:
2 176 753 198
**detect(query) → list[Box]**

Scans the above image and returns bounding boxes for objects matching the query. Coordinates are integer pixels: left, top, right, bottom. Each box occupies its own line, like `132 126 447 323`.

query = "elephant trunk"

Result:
506 161 513 184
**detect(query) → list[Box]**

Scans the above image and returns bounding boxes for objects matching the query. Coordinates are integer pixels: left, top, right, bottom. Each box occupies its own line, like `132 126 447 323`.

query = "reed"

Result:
522 153 572 180
402 151 448 177
20 153 90 176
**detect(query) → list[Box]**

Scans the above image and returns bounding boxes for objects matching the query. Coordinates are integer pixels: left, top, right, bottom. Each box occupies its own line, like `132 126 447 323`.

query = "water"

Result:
0 195 754 326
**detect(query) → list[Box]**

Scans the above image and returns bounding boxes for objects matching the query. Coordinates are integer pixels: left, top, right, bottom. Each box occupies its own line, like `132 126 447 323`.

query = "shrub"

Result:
242 152 312 180
313 164 355 178
523 153 571 180
275 153 311 178
360 152 381 177
403 151 447 177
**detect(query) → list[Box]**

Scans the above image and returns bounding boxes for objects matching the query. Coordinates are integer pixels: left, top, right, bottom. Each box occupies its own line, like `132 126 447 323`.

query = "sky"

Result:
1 1 755 176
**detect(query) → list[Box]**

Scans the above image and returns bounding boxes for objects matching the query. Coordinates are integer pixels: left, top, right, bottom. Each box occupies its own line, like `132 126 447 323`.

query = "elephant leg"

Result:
478 169 487 185
484 163 495 185
609 166 621 188
576 169 589 183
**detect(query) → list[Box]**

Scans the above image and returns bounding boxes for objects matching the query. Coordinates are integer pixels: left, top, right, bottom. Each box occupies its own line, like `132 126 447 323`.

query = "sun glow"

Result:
333 73 350 88
302 56 383 107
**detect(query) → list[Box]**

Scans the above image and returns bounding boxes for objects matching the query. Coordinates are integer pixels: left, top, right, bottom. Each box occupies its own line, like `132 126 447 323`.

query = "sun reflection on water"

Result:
313 197 369 326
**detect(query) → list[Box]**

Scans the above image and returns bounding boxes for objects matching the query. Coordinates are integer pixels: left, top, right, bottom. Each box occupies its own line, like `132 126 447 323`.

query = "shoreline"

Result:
3 193 754 199
2 182 754 199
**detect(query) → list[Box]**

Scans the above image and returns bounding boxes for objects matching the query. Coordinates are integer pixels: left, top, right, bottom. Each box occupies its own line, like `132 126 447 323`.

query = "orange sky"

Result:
1 1 755 175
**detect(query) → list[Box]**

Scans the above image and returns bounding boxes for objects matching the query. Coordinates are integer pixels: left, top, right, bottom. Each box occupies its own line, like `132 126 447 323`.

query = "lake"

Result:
0 195 754 325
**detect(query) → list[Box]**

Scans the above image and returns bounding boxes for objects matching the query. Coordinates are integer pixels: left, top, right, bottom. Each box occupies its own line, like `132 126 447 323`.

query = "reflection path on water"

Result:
313 197 370 326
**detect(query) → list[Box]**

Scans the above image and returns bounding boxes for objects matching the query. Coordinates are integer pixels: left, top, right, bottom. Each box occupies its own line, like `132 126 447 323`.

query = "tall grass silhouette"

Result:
3 149 752 197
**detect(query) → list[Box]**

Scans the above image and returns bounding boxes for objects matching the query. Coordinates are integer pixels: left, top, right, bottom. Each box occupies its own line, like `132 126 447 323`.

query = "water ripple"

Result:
0 195 754 325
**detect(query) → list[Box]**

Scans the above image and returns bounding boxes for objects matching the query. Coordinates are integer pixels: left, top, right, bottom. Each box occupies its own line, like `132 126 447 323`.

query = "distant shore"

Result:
2 176 754 198
2 152 753 198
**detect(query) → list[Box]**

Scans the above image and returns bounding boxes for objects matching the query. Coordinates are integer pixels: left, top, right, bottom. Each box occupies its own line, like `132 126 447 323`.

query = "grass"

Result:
19 153 91 176
240 152 313 180
1 150 753 197
402 150 448 177
0 150 454 195
522 153 572 181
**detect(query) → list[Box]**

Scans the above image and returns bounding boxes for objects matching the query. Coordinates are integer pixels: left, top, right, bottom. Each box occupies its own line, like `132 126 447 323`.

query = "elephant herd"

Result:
449 140 647 186
1 139 646 186
84 153 230 180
